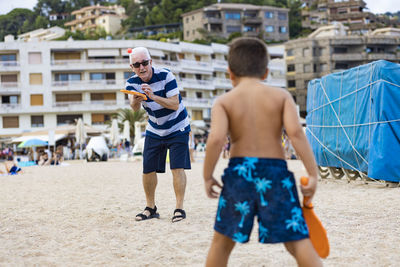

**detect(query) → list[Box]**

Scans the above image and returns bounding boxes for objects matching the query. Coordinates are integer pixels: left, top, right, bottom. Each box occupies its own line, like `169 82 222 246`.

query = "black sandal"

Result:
135 206 160 221
172 209 186 223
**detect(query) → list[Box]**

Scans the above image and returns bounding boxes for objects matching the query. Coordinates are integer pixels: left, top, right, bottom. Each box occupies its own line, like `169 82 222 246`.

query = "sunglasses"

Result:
131 60 150 68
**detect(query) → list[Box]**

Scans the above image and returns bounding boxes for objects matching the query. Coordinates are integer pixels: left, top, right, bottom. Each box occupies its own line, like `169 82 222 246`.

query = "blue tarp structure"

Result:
306 60 400 182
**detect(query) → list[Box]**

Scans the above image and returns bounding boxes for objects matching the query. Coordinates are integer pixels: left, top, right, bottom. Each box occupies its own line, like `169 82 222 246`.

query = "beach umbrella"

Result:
123 120 130 142
18 138 48 148
110 118 120 147
75 118 86 159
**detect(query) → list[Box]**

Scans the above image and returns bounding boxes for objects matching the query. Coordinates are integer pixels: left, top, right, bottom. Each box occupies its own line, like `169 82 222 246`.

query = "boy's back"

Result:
218 80 290 159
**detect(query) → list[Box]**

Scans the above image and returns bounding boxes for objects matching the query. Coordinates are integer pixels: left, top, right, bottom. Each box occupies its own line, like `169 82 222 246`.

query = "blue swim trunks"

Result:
214 157 309 244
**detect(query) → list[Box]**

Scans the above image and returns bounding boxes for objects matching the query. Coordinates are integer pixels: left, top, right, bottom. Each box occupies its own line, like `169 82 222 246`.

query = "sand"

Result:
0 155 399 266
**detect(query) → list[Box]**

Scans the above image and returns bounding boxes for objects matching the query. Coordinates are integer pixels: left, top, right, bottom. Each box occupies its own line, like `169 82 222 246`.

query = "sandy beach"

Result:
0 154 399 266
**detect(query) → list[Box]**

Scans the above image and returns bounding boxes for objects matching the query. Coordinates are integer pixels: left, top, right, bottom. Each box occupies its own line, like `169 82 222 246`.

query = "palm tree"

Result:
106 108 146 142
234 201 250 228
254 178 272 206
244 157 258 181
281 176 295 202
259 222 269 243
232 232 248 243
216 196 227 222
233 164 248 180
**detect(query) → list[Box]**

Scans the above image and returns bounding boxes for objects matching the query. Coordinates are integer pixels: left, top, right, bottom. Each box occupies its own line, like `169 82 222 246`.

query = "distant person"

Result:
189 131 196 162
203 37 321 267
126 46 191 222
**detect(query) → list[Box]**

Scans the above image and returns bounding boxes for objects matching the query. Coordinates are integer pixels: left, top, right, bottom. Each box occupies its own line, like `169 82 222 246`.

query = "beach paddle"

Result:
300 176 330 258
120 89 147 100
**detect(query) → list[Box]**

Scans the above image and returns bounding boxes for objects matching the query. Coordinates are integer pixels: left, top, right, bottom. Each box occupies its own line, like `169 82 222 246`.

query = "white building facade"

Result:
0 38 285 137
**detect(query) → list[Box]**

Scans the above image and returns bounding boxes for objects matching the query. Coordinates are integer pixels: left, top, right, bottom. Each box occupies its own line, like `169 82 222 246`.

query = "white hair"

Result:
129 47 151 63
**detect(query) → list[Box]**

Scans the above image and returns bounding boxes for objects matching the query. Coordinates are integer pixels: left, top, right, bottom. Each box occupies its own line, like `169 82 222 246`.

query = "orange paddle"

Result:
300 176 330 258
120 89 147 100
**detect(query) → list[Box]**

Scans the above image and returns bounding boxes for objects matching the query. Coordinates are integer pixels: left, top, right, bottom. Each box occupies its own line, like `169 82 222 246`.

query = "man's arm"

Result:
128 94 144 111
203 99 228 198
142 83 179 110
282 92 318 203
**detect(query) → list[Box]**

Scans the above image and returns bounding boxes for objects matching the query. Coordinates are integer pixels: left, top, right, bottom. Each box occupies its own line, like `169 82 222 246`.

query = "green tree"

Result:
0 8 36 41
108 108 147 141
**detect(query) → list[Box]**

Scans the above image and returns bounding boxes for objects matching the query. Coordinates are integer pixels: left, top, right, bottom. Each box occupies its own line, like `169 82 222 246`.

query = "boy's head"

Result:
228 37 269 79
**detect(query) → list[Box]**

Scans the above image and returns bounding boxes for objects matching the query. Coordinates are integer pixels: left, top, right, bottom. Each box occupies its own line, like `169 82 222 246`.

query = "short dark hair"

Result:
228 37 269 78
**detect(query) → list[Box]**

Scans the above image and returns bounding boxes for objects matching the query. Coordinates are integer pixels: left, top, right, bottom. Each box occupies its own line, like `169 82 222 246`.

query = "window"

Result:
55 73 81 81
304 64 312 73
30 94 43 106
90 72 115 83
28 52 42 64
226 25 241 33
278 12 287 20
335 63 348 70
57 114 82 125
192 110 203 120
91 114 111 125
286 49 294 56
334 47 347 53
265 26 274 32
186 18 189 23
244 26 256 32
2 116 19 128
303 48 310 57
180 91 186 97
90 93 116 101
53 52 80 60
2 95 19 104
124 72 132 79
31 115 44 127
1 74 17 86
196 92 202 98
287 64 295 72
186 31 189 37
29 73 43 85
265 11 274 19
55 94 82 102
279 26 287 33
0 54 16 63
225 12 241 20
288 80 296 87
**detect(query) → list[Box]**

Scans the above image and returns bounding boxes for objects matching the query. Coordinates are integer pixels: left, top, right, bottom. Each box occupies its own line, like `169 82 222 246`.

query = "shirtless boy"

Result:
203 37 322 267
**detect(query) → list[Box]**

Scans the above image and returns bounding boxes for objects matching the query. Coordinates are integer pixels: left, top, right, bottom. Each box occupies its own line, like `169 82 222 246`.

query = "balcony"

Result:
0 61 20 71
179 78 214 90
179 59 213 74
51 79 124 91
51 58 129 70
213 78 232 89
332 53 365 61
0 82 21 93
52 100 118 111
212 60 228 71
204 17 222 24
242 17 262 24
367 53 396 61
0 103 21 112
152 59 181 72
183 97 213 108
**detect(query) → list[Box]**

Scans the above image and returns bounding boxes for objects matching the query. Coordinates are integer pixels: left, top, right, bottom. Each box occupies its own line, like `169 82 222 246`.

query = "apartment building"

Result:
284 23 400 117
301 0 397 33
17 27 66 42
181 3 289 42
65 5 126 35
0 38 235 136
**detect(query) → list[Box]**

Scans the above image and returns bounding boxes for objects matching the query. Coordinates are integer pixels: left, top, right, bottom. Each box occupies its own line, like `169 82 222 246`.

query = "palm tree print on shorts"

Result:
258 222 269 242
216 196 227 222
281 176 295 202
235 201 250 228
254 178 272 206
232 232 248 243
285 207 308 235
233 157 258 182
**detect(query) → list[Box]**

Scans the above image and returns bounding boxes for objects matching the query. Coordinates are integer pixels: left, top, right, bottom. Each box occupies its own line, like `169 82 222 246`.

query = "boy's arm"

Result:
203 100 228 198
282 93 318 203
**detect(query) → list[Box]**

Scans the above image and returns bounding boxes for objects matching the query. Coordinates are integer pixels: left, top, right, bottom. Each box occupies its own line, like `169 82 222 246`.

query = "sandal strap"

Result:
144 206 157 215
173 209 186 217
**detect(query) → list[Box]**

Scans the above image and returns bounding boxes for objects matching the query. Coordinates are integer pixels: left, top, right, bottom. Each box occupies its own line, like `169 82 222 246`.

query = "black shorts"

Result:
143 133 191 173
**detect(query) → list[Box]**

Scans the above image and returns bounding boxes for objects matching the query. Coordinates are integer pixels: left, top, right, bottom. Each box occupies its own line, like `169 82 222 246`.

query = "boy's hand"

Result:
204 177 222 198
300 175 318 205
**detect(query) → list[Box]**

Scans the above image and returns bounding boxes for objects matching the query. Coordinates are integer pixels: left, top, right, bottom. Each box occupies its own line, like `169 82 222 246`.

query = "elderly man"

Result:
125 47 191 223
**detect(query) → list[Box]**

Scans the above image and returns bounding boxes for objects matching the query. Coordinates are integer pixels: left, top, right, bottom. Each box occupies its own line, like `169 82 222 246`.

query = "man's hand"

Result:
204 176 222 198
142 83 155 99
128 93 145 111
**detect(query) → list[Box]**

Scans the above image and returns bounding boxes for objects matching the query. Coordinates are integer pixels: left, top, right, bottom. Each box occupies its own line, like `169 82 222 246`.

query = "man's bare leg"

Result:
136 172 158 220
284 239 322 267
206 231 235 267
171 168 186 210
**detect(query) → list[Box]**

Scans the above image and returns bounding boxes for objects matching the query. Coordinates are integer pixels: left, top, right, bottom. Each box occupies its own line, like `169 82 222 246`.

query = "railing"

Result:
51 58 129 65
53 100 117 107
152 59 180 68
179 78 214 89
213 78 232 88
0 103 21 110
183 97 213 108
0 61 19 67
0 82 19 88
52 79 121 86
180 59 213 69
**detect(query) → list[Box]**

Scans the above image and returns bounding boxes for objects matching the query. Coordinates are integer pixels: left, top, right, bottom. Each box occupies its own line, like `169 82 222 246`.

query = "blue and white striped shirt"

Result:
125 67 190 139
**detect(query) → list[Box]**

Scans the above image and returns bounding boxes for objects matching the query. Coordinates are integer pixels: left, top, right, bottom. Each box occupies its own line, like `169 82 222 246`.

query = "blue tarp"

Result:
306 60 400 182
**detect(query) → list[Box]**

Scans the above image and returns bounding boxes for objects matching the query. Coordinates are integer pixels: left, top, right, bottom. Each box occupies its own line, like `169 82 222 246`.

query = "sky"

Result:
0 0 398 15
